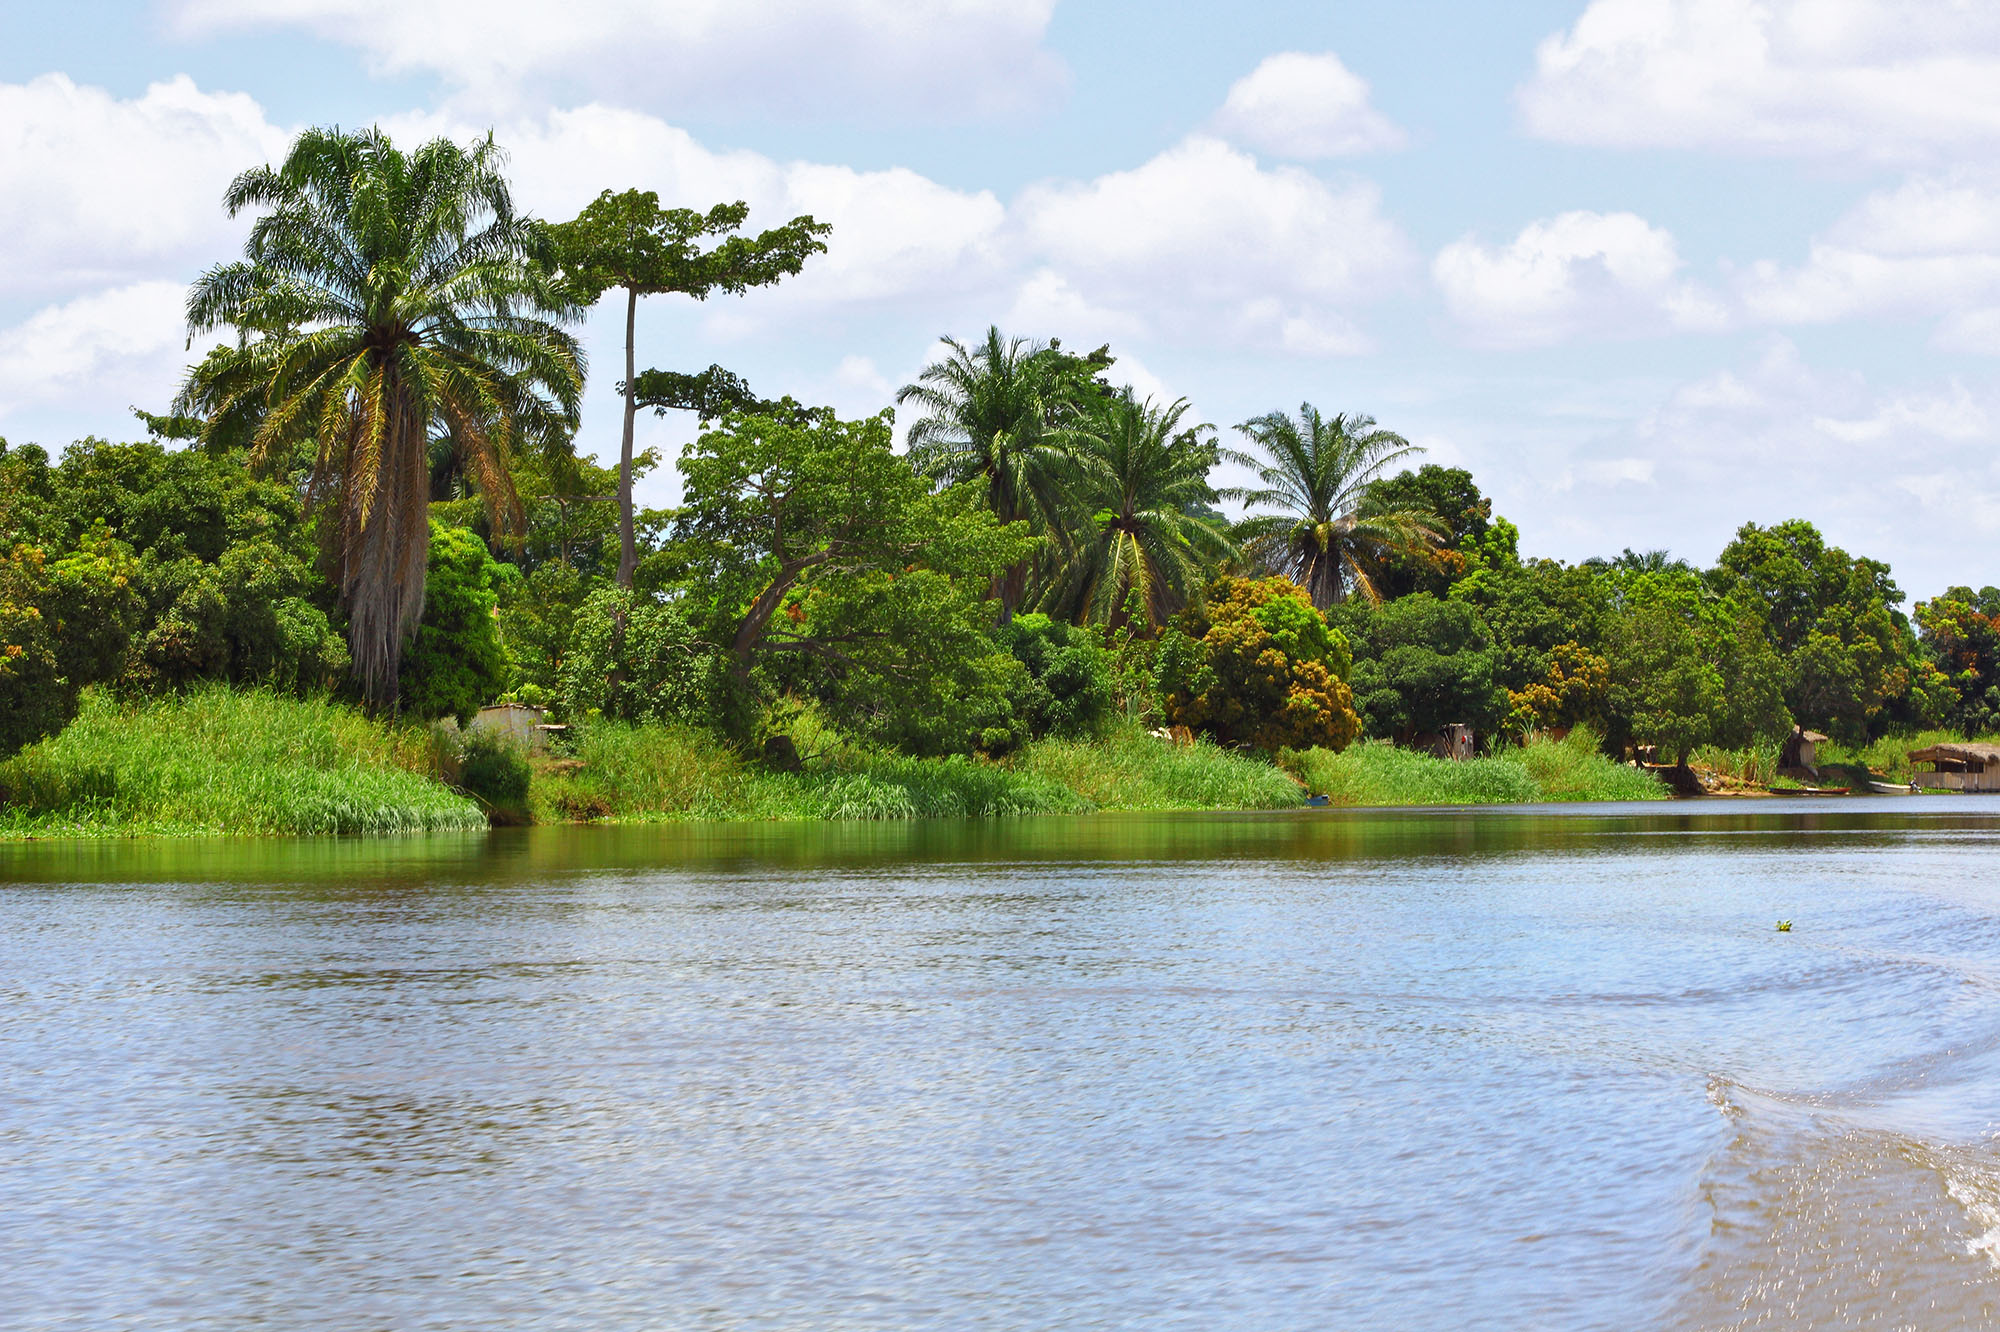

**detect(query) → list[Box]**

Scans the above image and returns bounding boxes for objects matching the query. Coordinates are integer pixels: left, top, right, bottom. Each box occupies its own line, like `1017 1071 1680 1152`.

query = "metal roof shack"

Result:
1908 742 2000 792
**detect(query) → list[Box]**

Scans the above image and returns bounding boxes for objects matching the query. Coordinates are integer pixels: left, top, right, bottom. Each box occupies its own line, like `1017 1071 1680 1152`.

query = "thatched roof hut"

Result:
1780 727 1830 772
1909 742 2000 791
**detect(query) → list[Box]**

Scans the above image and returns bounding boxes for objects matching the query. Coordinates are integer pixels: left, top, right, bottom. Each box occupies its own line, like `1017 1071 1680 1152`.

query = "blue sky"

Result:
4 0 1998 600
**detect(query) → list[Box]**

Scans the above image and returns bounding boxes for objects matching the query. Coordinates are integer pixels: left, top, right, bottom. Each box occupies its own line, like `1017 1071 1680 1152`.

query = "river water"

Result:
4 800 2000 1330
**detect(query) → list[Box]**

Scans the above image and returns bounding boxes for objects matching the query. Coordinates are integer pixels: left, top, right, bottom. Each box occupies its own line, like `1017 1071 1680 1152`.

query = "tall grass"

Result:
1818 729 2000 784
1017 724 1305 811
1285 742 1540 806
1283 731 1665 807
533 720 1091 822
0 687 485 837
1690 741 1784 788
1504 730 1669 801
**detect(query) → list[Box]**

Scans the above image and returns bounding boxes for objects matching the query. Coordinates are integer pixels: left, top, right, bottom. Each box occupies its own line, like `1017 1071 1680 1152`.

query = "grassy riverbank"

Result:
0 688 486 837
1 691 1681 840
532 720 1304 822
1284 731 1667 806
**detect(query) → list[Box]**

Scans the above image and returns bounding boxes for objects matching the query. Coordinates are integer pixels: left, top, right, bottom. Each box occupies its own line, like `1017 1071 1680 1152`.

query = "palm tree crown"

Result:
1222 403 1436 609
177 126 584 706
895 326 1094 617
1038 393 1236 630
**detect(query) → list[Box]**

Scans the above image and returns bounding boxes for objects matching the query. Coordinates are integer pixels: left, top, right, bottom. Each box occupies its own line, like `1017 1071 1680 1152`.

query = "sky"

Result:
5 0 2000 602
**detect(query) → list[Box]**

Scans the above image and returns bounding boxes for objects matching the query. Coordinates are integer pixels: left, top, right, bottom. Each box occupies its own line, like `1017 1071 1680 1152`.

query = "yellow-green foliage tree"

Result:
1157 575 1361 752
0 540 65 757
1506 641 1612 735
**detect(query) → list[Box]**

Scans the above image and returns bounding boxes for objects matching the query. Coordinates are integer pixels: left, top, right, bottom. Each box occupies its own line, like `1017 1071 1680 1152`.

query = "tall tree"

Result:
673 407 1034 752
1222 404 1438 610
177 127 584 707
896 327 1102 619
1710 519 1912 740
1357 464 1492 599
549 192 828 586
1038 393 1235 630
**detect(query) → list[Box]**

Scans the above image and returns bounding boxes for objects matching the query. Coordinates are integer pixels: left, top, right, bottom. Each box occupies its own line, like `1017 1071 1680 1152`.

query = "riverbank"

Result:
1284 731 1667 806
0 689 1671 840
0 689 486 837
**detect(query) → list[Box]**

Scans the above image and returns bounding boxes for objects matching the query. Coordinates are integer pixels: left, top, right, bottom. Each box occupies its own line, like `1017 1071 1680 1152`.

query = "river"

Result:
4 800 1999 1330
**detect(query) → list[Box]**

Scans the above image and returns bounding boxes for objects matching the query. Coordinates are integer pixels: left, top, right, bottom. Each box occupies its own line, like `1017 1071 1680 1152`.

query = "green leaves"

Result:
1221 403 1436 609
1158 575 1362 754
666 405 1033 750
548 189 829 304
177 125 586 705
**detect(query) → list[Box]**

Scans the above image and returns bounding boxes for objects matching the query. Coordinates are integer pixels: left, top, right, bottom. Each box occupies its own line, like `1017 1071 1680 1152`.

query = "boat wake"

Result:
1668 1075 2000 1329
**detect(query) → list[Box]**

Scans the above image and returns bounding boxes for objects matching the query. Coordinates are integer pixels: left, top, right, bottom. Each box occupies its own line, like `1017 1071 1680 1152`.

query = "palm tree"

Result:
1221 404 1437 610
1038 393 1236 630
895 326 1094 619
176 127 584 707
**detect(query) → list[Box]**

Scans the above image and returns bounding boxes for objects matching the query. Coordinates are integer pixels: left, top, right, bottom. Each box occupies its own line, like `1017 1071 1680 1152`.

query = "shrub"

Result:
1157 576 1360 753
0 687 483 836
457 729 531 814
399 522 510 724
997 613 1115 744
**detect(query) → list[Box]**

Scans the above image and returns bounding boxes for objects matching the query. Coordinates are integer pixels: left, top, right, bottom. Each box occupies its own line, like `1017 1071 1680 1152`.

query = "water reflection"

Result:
2 802 2000 1330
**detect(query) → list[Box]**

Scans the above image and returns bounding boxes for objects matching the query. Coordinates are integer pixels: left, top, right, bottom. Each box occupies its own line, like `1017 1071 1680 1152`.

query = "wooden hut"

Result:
1908 742 2000 792
1784 728 1832 780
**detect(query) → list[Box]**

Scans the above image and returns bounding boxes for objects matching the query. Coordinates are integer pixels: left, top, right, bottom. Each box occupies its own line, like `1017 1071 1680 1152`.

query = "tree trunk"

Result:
1308 550 1340 612
616 285 639 588
342 377 431 711
995 560 1027 625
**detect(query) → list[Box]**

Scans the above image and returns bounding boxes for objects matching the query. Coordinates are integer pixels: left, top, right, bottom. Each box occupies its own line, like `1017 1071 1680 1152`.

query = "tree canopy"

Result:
175 126 583 707
549 190 828 586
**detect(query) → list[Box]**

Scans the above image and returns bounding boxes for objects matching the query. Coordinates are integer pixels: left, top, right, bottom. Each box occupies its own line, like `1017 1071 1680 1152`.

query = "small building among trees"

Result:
1779 726 1829 777
1908 743 2000 792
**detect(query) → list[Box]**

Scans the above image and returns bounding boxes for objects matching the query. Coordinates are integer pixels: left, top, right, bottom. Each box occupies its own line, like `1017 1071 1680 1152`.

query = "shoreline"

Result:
11 787 1963 845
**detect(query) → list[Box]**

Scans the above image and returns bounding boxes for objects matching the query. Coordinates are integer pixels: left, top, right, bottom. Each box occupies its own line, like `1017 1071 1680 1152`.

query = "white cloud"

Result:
0 282 192 418
0 74 286 299
1813 382 1988 442
1740 170 2000 334
1433 210 1728 347
1210 52 1406 158
380 104 1014 314
1519 0 2000 162
1015 135 1413 354
1624 337 2000 590
1002 269 1150 346
171 0 1067 121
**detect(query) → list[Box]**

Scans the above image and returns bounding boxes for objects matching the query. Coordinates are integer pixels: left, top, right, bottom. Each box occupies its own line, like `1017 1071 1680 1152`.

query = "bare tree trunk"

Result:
343 378 431 711
1308 550 1340 611
616 284 639 588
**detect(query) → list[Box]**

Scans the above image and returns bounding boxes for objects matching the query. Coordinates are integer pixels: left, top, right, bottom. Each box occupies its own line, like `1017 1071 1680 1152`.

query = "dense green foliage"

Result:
175 127 584 706
1158 576 1362 752
0 688 483 836
399 522 511 724
1913 586 2000 735
6 125 1995 832
1334 594 1506 741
